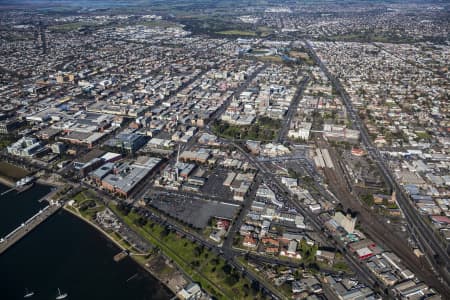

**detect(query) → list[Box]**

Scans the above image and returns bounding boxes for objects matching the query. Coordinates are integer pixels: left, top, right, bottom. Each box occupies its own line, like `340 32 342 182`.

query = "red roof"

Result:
431 215 450 224
351 148 365 156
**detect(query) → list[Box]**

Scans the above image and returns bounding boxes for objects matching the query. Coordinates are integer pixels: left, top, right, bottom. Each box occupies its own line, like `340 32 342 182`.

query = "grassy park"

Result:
212 116 282 141
111 203 264 300
217 30 257 37
71 190 105 220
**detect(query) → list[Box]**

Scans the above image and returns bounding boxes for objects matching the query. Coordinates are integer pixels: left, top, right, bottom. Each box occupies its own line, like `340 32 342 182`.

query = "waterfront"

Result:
0 184 173 300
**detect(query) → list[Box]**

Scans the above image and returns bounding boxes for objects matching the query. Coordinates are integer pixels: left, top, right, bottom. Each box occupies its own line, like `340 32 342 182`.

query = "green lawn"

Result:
212 117 282 141
110 204 260 300
237 257 290 299
216 30 256 36
49 22 100 32
415 131 431 140
72 190 105 220
0 136 15 150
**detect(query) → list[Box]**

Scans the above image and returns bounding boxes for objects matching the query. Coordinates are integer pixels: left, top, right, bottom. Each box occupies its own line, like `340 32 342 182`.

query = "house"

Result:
316 250 335 264
177 283 203 300
243 235 257 248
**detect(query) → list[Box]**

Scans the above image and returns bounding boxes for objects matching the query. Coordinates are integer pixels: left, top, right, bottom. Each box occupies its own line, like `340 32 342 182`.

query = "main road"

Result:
276 75 310 143
304 40 450 292
227 140 389 297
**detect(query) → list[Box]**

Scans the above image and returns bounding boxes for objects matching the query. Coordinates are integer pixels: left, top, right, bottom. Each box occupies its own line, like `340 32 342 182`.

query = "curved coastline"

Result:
63 206 177 296
0 181 174 300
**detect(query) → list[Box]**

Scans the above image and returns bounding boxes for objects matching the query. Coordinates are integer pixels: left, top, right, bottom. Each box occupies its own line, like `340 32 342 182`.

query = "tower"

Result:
175 144 181 181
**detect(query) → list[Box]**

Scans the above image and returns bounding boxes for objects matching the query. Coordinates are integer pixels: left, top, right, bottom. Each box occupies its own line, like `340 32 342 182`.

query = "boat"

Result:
15 176 36 188
55 288 68 300
23 288 34 298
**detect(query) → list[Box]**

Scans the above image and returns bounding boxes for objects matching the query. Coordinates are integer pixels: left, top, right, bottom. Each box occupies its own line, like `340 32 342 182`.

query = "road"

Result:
222 176 262 252
134 203 287 299
304 40 450 293
132 63 268 202
276 75 310 143
226 140 389 297
312 134 443 291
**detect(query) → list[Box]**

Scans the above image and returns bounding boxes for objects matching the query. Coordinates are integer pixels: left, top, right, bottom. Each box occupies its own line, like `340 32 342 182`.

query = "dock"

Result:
1 186 16 196
0 202 61 255
1 184 33 196
113 250 129 262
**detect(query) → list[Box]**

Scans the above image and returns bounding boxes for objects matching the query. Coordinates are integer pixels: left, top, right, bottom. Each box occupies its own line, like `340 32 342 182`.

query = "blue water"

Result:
0 183 172 300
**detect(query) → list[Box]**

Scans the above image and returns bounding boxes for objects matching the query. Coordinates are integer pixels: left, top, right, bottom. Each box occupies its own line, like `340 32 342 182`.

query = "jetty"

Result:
1 176 36 196
113 250 129 262
0 202 61 255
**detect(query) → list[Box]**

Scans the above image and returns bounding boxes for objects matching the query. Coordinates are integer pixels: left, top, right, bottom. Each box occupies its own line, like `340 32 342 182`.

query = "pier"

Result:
0 183 34 196
1 186 16 196
113 250 129 262
0 202 61 255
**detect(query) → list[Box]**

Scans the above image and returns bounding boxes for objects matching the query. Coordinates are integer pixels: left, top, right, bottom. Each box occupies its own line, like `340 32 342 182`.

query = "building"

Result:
59 131 106 148
50 142 67 154
114 133 148 153
243 235 257 248
323 124 360 143
316 250 335 264
333 212 356 233
179 150 211 164
101 156 161 198
0 119 24 134
288 122 312 140
177 283 203 300
89 162 115 184
7 137 44 157
73 149 106 170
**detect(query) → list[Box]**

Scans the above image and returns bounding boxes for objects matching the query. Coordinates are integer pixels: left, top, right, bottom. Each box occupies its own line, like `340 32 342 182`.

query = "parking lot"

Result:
200 168 233 200
148 194 239 229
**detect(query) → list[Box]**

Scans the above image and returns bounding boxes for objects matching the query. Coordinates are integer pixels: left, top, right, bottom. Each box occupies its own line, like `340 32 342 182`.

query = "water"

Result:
0 184 173 300
0 184 49 237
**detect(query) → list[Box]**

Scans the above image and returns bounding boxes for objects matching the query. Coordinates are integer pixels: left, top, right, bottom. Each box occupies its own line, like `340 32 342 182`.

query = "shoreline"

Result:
0 161 30 188
63 206 179 297
63 206 126 251
0 175 15 188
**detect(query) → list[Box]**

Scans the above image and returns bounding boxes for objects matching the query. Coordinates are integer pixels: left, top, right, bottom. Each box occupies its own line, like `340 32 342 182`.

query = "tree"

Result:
160 226 170 238
251 280 260 294
193 246 203 257
222 263 232 274
134 217 147 227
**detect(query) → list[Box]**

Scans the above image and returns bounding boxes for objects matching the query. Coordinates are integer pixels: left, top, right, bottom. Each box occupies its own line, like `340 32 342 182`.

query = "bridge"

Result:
0 202 61 255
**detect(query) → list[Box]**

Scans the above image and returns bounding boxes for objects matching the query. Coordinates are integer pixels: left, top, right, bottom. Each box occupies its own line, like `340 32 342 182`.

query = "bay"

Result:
0 183 173 300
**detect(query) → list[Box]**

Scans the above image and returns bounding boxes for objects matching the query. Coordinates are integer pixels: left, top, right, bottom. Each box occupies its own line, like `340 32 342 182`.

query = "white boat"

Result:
15 176 35 187
23 288 34 298
55 288 68 300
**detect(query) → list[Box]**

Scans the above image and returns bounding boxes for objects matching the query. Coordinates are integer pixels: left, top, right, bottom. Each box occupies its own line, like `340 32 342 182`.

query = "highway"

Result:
304 40 450 292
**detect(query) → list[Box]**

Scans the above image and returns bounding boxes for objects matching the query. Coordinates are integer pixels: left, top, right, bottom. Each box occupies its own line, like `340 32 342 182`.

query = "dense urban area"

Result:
0 0 449 299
